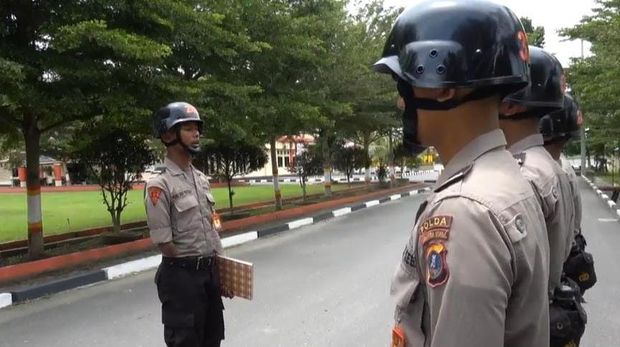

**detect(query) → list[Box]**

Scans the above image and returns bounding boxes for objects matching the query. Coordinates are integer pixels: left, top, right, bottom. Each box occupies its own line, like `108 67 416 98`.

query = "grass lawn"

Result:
591 173 620 186
0 184 348 243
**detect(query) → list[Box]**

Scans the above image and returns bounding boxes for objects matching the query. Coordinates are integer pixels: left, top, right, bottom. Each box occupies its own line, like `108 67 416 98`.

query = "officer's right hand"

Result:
221 287 234 299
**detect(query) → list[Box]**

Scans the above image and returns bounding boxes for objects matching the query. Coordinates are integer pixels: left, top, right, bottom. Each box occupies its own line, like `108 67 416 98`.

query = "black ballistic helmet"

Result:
153 102 203 139
373 0 530 154
540 94 582 143
374 0 530 95
503 46 564 118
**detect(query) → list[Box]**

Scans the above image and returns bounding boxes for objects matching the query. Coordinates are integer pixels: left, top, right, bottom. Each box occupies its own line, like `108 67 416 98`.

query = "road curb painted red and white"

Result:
0 187 432 310
582 176 620 217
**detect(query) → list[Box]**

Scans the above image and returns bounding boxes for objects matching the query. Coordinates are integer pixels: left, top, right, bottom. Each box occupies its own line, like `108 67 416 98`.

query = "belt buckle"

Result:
196 256 203 270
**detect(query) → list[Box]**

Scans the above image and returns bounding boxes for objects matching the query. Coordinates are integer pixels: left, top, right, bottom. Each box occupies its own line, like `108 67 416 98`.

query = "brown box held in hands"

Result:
217 255 254 300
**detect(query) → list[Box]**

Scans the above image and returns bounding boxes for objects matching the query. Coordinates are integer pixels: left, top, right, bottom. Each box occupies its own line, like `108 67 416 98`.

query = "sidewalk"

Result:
0 185 431 310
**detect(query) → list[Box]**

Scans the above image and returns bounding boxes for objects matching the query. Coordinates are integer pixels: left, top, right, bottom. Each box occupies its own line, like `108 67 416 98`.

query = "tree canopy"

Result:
561 0 620 156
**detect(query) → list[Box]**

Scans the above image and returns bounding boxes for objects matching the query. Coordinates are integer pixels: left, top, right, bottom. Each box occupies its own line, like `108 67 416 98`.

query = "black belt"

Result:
162 256 215 270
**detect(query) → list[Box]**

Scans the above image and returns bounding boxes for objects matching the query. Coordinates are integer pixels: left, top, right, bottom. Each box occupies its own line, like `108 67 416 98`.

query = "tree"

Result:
520 17 545 47
561 0 620 157
0 1 261 257
337 1 402 184
235 0 351 208
0 2 169 257
393 143 415 178
333 146 370 186
198 140 268 212
288 146 323 202
71 126 154 233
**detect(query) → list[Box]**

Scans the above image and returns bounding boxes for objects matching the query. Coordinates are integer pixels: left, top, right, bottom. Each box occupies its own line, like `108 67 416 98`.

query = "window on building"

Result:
277 149 291 168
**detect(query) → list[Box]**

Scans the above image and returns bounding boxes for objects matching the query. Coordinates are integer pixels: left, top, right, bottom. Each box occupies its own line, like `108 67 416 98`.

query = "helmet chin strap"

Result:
163 128 201 156
397 79 427 156
544 135 570 146
409 86 500 111
499 110 546 120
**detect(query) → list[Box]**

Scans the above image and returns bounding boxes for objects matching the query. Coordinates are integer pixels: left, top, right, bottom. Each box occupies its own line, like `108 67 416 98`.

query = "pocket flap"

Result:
505 214 527 243
174 195 198 213
206 192 216 205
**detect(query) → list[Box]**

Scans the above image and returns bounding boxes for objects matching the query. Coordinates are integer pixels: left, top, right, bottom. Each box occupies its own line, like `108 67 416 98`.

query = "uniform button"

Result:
552 187 558 199
515 215 526 234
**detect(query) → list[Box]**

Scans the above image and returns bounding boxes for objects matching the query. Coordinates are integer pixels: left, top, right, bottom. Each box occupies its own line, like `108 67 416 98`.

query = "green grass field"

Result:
0 184 347 243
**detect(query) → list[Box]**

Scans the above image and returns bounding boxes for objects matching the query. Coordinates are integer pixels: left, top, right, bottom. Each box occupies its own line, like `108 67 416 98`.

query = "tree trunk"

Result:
363 133 371 185
227 178 234 211
23 120 45 259
388 132 395 188
270 137 282 210
112 209 121 233
322 135 332 197
301 178 307 202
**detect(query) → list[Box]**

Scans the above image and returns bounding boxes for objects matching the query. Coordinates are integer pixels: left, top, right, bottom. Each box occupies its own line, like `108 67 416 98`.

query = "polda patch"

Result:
417 215 452 287
418 215 452 245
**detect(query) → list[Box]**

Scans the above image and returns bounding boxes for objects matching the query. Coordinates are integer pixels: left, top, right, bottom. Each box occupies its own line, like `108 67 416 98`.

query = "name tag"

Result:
213 212 222 231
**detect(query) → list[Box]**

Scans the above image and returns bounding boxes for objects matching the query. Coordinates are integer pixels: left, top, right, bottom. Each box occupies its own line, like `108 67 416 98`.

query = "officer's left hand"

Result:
221 287 234 299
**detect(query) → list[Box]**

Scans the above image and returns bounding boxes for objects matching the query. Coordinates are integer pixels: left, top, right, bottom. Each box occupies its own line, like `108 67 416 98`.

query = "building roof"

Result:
277 134 315 145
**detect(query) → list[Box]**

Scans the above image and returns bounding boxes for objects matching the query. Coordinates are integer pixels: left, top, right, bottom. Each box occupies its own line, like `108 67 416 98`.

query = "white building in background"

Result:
0 159 13 186
243 134 316 178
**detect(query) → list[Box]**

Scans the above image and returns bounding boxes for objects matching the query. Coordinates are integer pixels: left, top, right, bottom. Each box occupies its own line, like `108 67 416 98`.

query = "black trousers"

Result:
155 261 225 347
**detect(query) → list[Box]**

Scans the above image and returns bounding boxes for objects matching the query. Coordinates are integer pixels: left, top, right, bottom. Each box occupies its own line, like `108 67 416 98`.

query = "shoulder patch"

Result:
418 215 452 245
425 243 449 287
148 186 162 206
419 215 452 287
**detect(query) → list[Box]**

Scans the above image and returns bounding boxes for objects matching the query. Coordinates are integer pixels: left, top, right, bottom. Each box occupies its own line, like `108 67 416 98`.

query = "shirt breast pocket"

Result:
391 263 422 321
173 195 200 232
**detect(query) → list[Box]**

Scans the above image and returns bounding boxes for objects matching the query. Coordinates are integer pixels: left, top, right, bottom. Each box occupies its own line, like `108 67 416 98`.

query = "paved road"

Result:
577 177 620 347
0 194 420 347
0 178 618 346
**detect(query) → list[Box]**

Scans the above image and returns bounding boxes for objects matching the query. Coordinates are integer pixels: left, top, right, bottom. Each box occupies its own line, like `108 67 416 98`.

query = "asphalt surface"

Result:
577 177 620 347
0 178 617 346
0 193 420 347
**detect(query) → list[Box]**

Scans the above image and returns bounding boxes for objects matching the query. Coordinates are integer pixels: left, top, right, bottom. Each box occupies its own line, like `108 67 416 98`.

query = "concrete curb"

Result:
582 176 620 217
0 187 432 309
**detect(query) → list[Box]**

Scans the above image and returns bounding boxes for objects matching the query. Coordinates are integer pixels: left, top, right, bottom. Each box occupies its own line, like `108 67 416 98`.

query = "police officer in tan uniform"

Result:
540 95 595 346
145 102 231 347
541 95 584 238
499 46 575 292
544 97 596 293
373 1 550 346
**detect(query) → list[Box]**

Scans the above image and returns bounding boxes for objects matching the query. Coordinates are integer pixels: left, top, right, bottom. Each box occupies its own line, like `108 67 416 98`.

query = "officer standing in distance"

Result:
540 64 594 295
542 95 597 295
540 95 594 346
145 102 232 347
499 46 575 293
541 95 584 239
374 1 550 346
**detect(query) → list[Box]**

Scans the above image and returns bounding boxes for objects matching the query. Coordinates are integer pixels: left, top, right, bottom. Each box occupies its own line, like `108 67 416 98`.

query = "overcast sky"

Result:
379 0 596 67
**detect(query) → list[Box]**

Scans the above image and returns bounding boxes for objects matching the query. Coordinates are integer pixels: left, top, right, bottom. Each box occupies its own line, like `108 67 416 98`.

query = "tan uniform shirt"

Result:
560 155 582 237
145 157 223 257
392 130 550 347
509 134 575 290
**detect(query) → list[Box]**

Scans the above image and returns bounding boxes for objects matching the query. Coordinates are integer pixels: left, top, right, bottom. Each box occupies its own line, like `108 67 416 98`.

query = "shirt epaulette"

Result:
513 152 526 167
434 164 473 193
